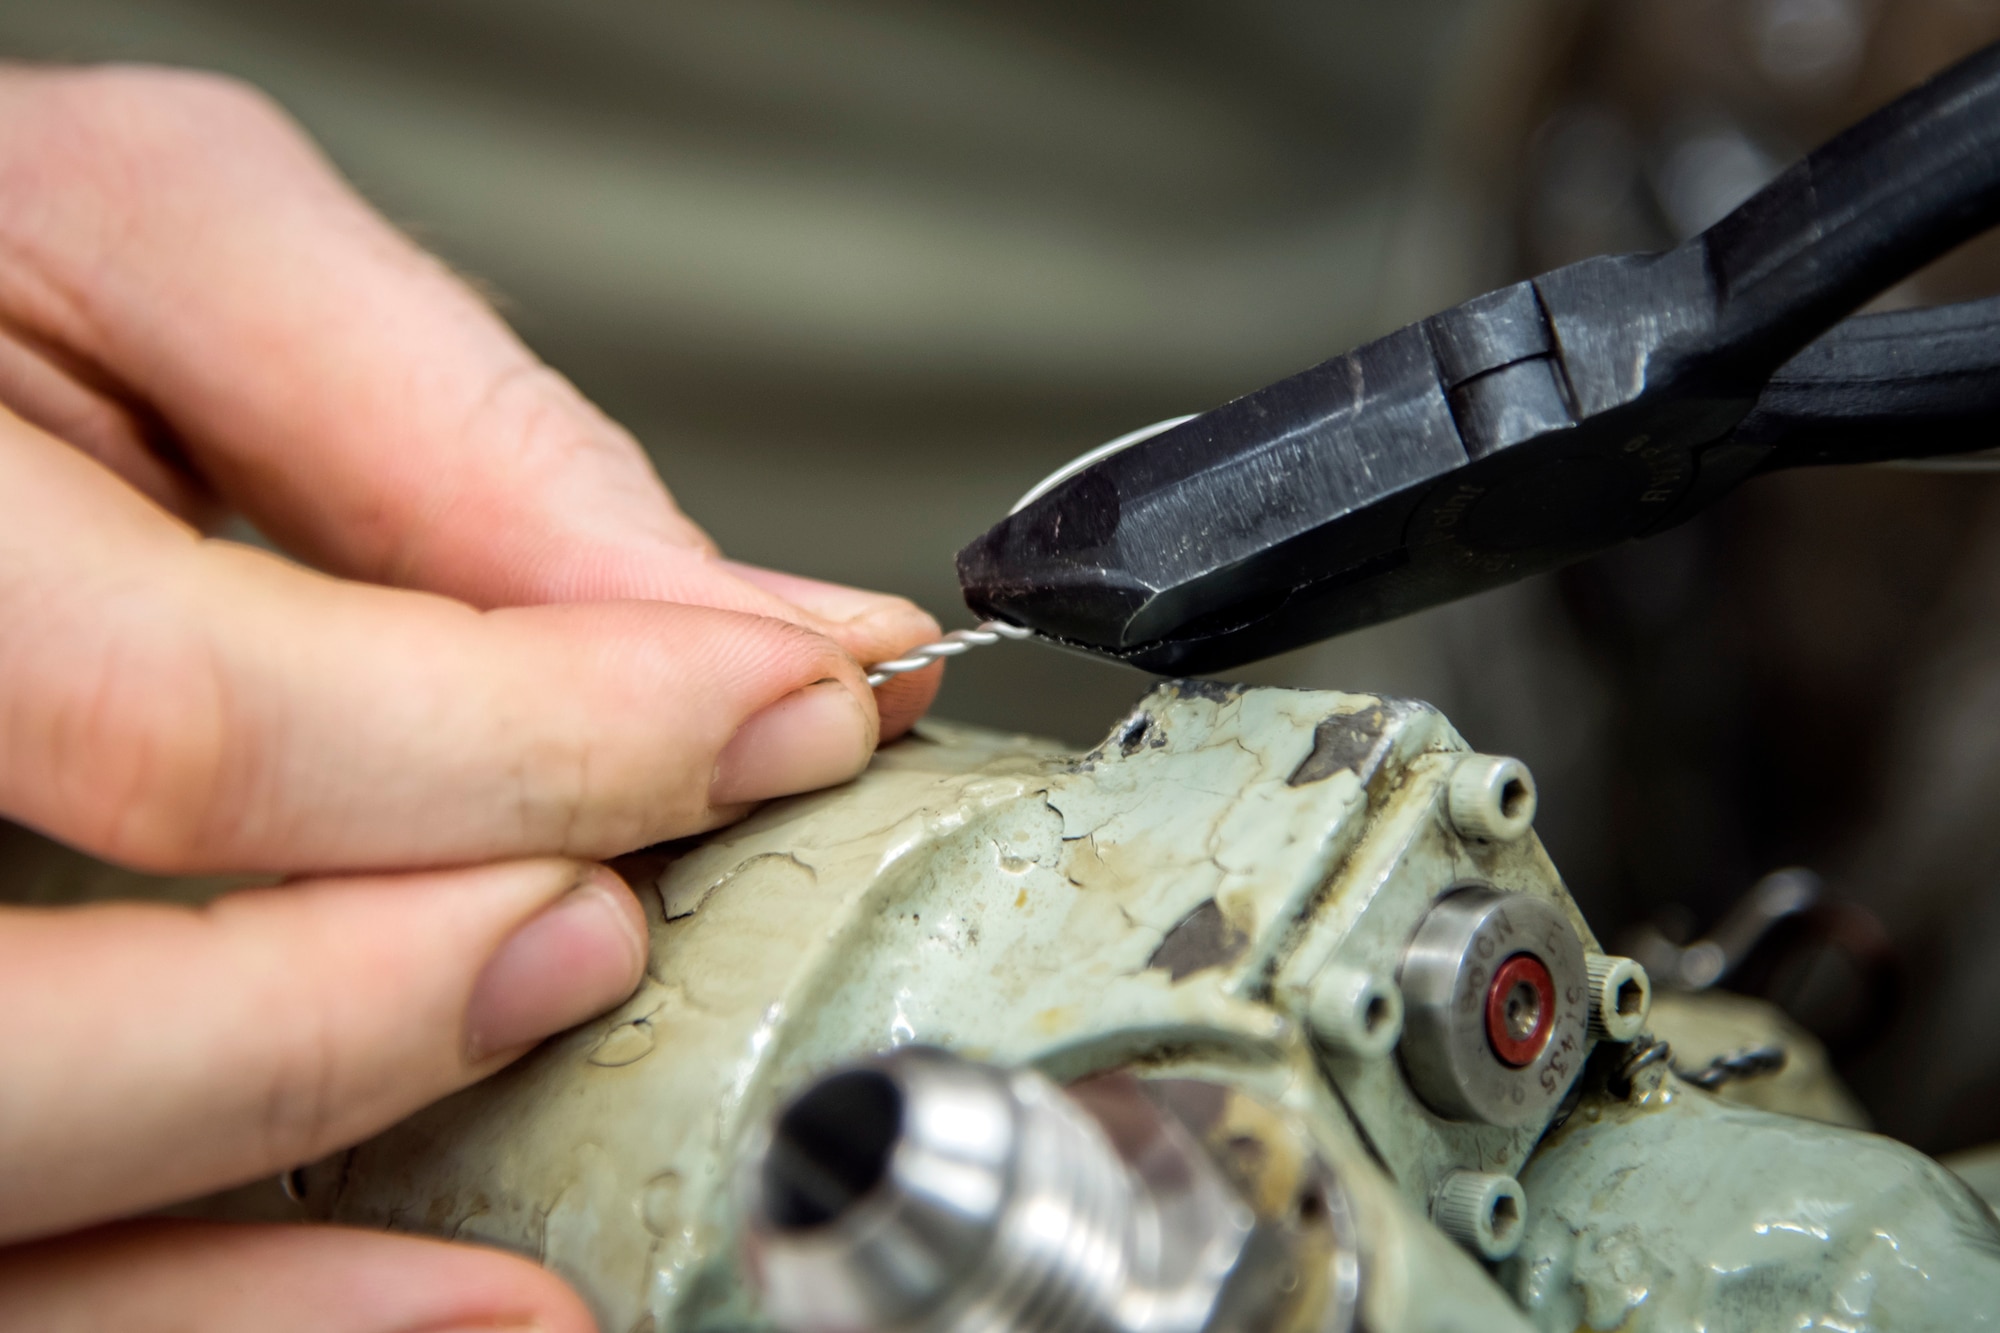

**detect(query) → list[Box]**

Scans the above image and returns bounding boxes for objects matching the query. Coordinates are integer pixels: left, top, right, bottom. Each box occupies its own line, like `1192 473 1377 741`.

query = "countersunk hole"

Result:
1614 976 1646 1017
1499 777 1529 819
763 1069 903 1231
1503 980 1542 1041
1489 1191 1521 1239
1363 993 1391 1033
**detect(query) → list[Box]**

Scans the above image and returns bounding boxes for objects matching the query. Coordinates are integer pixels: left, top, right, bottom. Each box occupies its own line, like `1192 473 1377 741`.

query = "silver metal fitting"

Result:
1585 954 1652 1043
740 1048 1258 1333
1307 965 1403 1059
1398 887 1589 1126
1430 1170 1527 1261
1445 755 1537 843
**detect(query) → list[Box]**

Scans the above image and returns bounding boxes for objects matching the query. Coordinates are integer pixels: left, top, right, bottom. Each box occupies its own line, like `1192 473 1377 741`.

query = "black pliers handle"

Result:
958 41 2000 675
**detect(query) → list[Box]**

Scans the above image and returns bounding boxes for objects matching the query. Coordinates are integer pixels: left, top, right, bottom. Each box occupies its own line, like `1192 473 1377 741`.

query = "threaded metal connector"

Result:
741 1048 1261 1333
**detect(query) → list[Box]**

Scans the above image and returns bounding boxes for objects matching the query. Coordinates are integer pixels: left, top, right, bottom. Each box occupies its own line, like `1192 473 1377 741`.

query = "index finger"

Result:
0 65 942 728
1 402 875 874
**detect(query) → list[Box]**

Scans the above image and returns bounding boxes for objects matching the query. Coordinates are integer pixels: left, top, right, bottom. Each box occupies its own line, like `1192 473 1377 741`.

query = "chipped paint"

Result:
297 685 1993 1332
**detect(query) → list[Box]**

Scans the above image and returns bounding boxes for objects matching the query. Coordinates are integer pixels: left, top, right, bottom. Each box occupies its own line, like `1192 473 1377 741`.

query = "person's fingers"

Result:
1 403 875 873
868 661 947 739
0 1221 596 1333
0 321 222 526
0 860 646 1241
0 64 943 690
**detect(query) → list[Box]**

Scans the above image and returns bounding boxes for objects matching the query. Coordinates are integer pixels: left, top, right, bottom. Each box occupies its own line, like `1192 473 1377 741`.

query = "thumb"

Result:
0 859 648 1242
0 1222 598 1333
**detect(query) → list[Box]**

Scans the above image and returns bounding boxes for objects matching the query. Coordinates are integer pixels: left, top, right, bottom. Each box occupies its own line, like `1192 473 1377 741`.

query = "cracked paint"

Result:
300 684 1993 1333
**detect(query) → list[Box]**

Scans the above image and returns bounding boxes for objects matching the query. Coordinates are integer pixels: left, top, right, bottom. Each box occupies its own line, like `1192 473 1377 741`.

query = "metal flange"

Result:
1397 887 1589 1127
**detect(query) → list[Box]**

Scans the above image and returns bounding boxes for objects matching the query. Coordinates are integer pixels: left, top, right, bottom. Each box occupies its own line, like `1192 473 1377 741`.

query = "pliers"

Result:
957 40 2000 676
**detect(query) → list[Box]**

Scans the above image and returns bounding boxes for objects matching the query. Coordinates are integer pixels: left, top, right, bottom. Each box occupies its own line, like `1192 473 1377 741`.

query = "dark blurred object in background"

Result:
9 0 2000 1151
1511 0 2000 1152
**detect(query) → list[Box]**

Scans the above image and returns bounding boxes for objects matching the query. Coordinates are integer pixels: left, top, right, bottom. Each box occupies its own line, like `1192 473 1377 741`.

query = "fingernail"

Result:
465 868 647 1062
711 680 873 806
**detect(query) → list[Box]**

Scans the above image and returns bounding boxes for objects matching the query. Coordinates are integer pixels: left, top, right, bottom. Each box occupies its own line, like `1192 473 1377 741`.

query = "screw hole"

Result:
1363 993 1390 1033
1615 976 1645 1017
1489 1191 1521 1240
1499 777 1529 819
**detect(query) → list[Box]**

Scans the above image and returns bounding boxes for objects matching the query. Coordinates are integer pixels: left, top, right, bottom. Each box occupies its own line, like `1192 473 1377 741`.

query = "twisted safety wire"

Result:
1677 1044 1788 1091
862 413 1197 687
866 620 1036 687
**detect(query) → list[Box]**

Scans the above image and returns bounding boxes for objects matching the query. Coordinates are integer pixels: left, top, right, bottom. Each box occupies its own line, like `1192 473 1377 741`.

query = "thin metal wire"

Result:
1008 414 1197 515
1677 1044 1788 1090
1608 1035 1673 1098
866 620 1036 687
871 413 2000 686
863 413 1197 686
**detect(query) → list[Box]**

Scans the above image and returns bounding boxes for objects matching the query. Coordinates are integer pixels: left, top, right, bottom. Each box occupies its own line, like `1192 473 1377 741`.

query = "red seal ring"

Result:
1484 952 1556 1067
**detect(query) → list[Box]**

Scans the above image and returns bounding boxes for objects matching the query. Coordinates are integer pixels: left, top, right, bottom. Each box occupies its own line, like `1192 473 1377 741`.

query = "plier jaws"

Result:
958 41 2000 675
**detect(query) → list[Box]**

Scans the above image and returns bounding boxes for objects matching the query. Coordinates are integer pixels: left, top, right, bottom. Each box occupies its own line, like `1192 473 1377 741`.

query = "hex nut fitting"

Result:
1308 965 1403 1059
1431 1170 1526 1262
1586 954 1652 1043
1446 755 1537 843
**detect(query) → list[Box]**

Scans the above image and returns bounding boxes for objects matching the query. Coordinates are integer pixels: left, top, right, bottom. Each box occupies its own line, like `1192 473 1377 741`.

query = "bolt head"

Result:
1446 756 1537 843
1308 966 1404 1059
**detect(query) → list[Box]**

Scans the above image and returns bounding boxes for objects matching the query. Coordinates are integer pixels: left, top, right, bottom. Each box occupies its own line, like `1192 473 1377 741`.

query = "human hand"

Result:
0 63 943 1329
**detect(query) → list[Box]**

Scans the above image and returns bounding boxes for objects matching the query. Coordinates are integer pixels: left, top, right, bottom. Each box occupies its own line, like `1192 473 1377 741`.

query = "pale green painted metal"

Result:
301 684 2000 1331
1506 1066 2000 1330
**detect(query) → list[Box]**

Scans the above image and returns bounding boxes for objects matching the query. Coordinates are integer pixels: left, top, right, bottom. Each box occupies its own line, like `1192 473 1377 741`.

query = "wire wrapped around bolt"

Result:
865 621 1035 687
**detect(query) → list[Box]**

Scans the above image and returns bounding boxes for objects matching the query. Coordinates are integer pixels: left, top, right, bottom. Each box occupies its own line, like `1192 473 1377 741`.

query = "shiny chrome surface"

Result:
741 1048 1258 1333
1398 888 1589 1127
